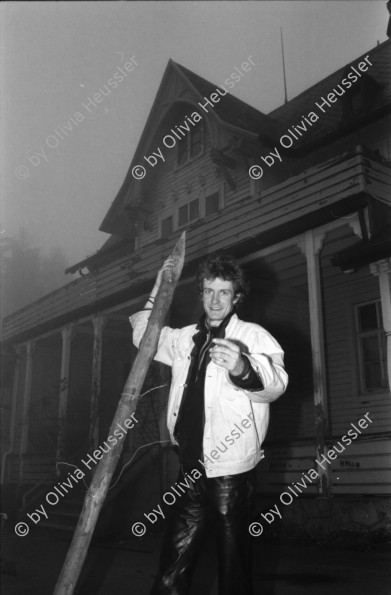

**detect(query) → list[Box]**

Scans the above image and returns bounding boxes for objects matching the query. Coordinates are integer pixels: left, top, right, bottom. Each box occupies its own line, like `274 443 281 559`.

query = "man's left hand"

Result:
210 338 245 376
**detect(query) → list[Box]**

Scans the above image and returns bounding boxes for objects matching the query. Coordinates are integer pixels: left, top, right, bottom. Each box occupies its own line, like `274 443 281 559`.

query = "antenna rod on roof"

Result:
280 27 288 104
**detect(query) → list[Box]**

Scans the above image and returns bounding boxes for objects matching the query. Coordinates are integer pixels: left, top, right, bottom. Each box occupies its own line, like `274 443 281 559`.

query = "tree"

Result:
0 229 69 319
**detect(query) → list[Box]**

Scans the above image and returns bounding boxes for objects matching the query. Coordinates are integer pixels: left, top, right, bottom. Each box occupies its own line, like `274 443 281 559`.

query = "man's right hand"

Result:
150 256 177 298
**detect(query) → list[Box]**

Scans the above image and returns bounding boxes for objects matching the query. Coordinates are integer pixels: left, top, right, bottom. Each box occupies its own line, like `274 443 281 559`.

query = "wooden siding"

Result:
3 148 390 343
3 276 97 341
257 442 319 495
321 225 391 437
245 247 315 441
330 438 391 495
138 132 221 247
256 437 391 496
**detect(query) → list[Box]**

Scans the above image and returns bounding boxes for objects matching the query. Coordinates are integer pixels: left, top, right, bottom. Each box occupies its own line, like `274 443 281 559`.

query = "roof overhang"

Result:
331 234 391 272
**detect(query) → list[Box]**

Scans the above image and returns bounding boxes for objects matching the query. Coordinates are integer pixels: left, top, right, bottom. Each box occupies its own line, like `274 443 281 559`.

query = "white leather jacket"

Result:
130 311 288 478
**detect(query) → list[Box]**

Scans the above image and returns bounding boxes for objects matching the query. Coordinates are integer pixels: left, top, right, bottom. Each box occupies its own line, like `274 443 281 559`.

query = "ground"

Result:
1 522 391 595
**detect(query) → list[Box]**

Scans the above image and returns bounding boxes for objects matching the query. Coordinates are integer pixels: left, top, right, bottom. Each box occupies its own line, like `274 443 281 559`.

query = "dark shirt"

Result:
173 312 263 472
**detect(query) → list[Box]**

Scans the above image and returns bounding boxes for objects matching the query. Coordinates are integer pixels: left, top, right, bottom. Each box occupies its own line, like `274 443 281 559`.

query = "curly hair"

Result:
196 254 249 305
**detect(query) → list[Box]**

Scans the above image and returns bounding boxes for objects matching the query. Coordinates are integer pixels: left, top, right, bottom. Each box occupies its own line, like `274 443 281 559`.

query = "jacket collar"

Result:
191 311 237 347
225 312 238 336
196 310 236 334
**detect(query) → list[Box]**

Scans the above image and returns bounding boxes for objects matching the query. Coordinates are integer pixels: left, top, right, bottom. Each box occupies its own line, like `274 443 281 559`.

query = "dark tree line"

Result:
1 229 70 319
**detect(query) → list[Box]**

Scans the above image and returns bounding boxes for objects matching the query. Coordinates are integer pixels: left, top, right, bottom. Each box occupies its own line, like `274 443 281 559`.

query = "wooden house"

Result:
2 39 391 536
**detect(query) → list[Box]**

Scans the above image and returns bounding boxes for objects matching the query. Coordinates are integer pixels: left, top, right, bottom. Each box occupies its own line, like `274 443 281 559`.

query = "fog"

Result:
2 1 387 279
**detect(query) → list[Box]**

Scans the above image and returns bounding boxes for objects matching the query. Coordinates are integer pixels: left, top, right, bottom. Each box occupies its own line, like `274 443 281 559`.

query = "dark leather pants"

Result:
150 469 254 595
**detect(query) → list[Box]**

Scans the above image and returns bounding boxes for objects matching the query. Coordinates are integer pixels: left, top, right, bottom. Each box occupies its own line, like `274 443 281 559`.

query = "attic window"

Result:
178 199 199 226
205 191 220 216
159 185 223 237
161 216 173 237
177 121 204 167
190 126 203 158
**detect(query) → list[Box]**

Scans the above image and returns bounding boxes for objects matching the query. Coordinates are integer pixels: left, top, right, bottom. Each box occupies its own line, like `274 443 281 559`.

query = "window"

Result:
205 191 220 216
159 187 223 237
176 122 204 167
190 126 203 159
161 216 173 238
177 190 221 228
355 301 388 391
177 140 188 168
178 199 199 227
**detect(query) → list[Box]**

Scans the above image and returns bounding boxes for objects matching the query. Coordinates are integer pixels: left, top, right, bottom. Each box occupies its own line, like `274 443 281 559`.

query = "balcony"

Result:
3 146 390 344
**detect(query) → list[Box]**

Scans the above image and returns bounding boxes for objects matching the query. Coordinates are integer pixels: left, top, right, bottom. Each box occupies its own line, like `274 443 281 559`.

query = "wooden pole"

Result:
53 232 186 595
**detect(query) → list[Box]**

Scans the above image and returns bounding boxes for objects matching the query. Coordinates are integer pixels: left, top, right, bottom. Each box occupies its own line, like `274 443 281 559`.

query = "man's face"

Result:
202 277 238 327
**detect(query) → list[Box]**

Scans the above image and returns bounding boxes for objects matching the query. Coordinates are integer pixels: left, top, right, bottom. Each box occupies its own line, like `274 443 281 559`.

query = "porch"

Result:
2 145 391 522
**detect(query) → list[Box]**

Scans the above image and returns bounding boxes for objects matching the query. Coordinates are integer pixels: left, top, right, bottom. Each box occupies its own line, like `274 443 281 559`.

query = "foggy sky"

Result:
3 1 387 272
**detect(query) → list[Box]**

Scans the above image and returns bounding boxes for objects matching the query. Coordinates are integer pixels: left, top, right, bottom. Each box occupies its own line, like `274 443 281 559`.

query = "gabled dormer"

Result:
87 59 280 263
66 40 391 276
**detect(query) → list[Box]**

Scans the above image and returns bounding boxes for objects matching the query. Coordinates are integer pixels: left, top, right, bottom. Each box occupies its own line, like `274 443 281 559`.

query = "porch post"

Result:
89 316 107 450
19 341 34 484
298 230 330 496
56 325 74 462
0 346 22 485
370 258 391 389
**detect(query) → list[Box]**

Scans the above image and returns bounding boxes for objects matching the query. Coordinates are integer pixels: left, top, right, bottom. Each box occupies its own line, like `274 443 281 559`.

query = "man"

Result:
130 254 288 595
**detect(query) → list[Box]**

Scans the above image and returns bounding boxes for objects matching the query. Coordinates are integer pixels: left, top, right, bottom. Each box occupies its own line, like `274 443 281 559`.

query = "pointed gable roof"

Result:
99 59 280 237
69 40 391 272
175 63 282 140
